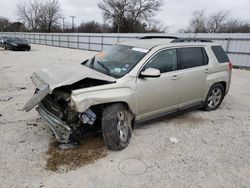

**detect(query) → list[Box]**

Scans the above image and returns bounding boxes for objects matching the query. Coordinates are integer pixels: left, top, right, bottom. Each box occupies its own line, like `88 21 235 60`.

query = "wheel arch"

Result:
71 87 136 115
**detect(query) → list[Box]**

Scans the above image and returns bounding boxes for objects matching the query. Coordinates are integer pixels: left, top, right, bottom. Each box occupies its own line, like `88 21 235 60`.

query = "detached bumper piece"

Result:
37 104 71 143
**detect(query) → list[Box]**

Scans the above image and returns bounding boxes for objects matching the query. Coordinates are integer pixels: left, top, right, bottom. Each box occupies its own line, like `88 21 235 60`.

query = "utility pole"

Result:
70 16 76 32
62 17 65 32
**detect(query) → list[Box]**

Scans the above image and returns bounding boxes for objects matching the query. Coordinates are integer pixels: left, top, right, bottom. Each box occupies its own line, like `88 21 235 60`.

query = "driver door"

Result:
135 49 181 121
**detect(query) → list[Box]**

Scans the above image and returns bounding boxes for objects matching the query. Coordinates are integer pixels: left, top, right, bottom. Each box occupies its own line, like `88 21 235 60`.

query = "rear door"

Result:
177 47 209 108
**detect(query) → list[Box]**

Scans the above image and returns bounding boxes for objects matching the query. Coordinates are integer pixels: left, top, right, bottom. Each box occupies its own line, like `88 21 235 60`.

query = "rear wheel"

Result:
203 83 224 111
102 103 133 150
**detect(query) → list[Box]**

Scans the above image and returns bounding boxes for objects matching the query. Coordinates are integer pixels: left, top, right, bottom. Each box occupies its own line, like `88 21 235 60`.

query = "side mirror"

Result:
140 68 161 78
81 59 88 65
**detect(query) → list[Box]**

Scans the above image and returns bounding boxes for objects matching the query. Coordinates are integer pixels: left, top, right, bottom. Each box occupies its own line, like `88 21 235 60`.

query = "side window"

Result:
179 47 207 69
144 49 177 73
211 46 229 63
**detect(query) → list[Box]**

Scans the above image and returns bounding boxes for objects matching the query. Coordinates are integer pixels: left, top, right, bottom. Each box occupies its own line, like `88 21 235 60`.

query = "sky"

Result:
1 0 250 32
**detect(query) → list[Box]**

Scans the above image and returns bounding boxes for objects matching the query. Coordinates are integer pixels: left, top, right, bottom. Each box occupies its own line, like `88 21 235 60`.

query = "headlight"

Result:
31 73 47 89
12 43 18 46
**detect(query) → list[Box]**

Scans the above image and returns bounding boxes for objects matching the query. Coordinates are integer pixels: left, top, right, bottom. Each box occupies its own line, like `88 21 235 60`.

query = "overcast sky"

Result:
1 0 250 32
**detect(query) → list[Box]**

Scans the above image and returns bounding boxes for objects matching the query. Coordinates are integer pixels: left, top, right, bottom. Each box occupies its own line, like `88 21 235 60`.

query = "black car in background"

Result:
3 37 31 51
0 36 10 47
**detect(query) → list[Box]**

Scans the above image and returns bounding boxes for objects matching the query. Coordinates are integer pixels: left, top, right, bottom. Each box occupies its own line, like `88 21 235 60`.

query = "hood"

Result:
12 41 29 45
32 63 116 92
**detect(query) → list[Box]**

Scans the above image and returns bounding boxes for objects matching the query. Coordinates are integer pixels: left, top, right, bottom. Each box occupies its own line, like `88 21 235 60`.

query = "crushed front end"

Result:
24 63 116 144
36 88 98 143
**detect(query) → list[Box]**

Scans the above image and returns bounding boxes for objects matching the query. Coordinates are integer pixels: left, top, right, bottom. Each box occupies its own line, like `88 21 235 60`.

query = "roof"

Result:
118 39 174 50
118 38 213 50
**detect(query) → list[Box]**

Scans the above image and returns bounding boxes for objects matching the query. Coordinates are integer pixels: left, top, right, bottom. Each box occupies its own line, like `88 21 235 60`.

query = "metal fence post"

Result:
52 34 54 46
226 37 231 53
77 35 79 49
88 35 91 50
68 35 69 48
101 35 104 51
59 35 61 47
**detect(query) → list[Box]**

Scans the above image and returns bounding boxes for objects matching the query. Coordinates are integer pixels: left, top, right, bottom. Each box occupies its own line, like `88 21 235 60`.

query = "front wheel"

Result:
203 83 225 111
102 103 133 150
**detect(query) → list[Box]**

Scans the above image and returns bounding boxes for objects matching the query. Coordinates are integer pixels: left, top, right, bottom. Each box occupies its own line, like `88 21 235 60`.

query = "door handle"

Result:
171 75 179 80
204 68 210 73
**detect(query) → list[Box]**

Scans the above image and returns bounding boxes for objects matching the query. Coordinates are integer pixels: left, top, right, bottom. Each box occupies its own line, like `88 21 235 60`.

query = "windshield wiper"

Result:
96 60 110 73
89 56 110 73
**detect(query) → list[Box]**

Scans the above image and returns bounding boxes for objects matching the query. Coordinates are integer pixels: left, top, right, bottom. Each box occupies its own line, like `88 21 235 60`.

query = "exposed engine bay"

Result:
35 78 110 144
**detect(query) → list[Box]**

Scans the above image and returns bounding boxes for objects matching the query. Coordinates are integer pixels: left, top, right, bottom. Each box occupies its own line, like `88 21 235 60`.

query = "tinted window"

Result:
144 49 177 73
211 46 229 63
179 47 207 69
202 48 209 65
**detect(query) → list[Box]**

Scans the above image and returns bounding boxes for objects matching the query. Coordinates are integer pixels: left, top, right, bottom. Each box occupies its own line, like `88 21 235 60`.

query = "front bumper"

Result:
13 44 30 51
37 103 71 143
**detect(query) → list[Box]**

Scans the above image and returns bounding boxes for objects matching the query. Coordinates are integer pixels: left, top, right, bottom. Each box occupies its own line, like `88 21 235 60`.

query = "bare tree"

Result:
98 0 163 33
39 0 61 32
223 19 250 33
0 17 11 32
77 21 111 33
143 19 168 33
186 10 207 33
17 0 61 32
17 0 42 31
181 9 250 33
207 10 230 33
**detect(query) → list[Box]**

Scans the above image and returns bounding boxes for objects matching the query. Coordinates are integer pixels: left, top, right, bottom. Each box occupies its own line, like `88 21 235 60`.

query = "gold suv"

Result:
24 36 232 150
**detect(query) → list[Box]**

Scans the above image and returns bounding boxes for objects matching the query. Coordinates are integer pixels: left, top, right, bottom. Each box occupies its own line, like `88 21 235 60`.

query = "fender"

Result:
203 70 230 100
71 86 136 115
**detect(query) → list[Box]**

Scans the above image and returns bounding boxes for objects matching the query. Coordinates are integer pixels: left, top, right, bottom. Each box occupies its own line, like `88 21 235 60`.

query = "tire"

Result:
4 44 7 50
10 45 14 51
203 83 225 111
102 103 133 150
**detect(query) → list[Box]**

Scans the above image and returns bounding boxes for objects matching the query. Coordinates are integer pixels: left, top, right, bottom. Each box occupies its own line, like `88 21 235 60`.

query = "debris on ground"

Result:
170 137 179 144
26 122 38 126
59 143 79 150
0 96 13 102
16 87 26 90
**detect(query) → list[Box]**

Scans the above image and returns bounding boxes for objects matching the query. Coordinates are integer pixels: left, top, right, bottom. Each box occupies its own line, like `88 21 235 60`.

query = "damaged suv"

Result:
24 36 232 150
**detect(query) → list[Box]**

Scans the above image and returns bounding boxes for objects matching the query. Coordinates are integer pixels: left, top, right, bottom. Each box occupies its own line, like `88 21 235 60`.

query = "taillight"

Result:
228 62 233 71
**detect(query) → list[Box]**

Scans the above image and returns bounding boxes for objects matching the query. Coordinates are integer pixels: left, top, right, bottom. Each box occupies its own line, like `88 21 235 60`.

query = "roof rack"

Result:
140 36 178 39
171 38 213 43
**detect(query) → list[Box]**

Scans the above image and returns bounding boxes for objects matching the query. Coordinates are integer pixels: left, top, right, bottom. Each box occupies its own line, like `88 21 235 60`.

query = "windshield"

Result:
10 37 26 43
84 45 148 78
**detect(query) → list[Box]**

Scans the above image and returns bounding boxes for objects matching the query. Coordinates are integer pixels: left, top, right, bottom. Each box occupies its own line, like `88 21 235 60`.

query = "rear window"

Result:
178 47 208 69
211 46 229 63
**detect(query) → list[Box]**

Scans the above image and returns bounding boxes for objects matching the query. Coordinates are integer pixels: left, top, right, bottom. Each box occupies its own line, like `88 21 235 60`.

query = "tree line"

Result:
180 10 250 33
0 0 249 33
